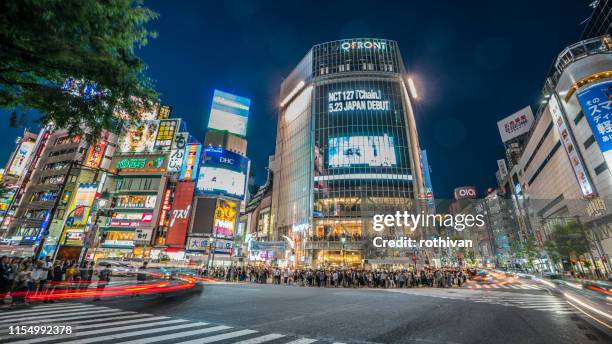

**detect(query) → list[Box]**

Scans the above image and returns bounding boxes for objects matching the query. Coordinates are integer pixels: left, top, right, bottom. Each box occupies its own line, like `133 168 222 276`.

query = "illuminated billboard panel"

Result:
7 141 35 177
196 167 246 199
67 183 98 225
213 199 238 239
208 90 251 137
328 135 396 167
179 144 202 181
118 120 159 153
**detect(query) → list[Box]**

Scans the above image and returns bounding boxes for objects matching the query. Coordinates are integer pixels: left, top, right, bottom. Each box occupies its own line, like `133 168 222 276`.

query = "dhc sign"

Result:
340 40 387 51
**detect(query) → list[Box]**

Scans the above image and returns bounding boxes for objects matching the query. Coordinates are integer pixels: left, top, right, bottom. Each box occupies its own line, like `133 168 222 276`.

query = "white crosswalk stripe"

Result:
0 303 341 343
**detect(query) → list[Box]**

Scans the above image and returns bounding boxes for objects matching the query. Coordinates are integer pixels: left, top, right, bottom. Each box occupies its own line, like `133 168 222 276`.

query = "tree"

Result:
0 0 159 139
511 240 524 260
551 221 590 261
523 237 539 269
544 240 561 269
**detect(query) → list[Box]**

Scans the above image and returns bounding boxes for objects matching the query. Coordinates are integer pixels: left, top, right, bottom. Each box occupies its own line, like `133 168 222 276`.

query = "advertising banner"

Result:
213 200 238 239
154 119 179 151
497 106 534 143
7 141 35 177
208 90 251 137
67 183 98 225
168 132 188 172
201 146 249 171
577 81 612 154
118 120 160 153
166 182 195 246
179 144 201 181
548 96 595 197
328 135 396 167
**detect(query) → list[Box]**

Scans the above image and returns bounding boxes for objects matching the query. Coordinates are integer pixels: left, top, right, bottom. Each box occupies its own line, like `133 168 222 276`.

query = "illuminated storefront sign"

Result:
340 40 387 51
328 135 397 167
84 131 108 169
208 90 251 137
153 119 178 151
158 189 172 226
113 195 157 209
7 141 35 177
213 200 237 239
454 186 477 200
109 212 153 227
179 144 201 181
166 182 195 246
549 96 595 197
186 236 233 253
64 229 84 246
328 89 390 112
114 156 166 173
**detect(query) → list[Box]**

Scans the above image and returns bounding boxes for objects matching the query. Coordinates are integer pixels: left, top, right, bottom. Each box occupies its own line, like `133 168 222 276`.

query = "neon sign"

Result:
340 40 387 51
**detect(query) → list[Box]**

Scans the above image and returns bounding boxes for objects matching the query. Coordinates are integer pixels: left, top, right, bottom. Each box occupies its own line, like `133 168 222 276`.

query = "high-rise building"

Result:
271 38 425 268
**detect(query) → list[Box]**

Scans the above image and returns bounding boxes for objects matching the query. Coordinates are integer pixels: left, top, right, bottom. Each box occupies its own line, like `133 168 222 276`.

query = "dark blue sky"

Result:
1 0 593 199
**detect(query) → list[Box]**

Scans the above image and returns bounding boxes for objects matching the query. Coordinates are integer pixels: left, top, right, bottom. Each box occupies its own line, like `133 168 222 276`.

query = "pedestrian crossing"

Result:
386 288 576 315
0 303 346 344
467 282 545 290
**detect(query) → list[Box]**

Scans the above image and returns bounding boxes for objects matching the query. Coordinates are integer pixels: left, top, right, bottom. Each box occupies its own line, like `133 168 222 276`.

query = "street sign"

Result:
66 217 74 227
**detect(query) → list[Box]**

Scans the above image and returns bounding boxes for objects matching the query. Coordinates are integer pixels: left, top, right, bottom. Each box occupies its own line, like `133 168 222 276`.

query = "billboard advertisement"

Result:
213 200 238 239
179 144 202 181
549 96 595 197
208 90 251 137
577 81 612 154
113 155 166 173
154 119 179 151
7 141 35 177
328 135 396 167
167 132 188 172
497 106 534 143
201 146 249 171
454 186 477 200
166 181 195 246
118 120 159 153
67 183 98 225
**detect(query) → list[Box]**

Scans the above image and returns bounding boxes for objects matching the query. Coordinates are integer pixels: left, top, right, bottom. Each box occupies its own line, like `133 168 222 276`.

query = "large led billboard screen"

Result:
196 147 249 199
208 90 251 137
196 167 246 199
328 134 396 167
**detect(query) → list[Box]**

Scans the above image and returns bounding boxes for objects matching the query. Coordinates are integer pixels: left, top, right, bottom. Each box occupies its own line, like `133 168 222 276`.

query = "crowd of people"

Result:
0 255 111 307
205 266 468 288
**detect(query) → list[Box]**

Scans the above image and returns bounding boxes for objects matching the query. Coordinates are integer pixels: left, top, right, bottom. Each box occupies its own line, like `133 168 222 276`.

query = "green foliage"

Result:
0 0 159 140
550 221 590 260
511 240 524 259
544 240 561 265
523 237 539 267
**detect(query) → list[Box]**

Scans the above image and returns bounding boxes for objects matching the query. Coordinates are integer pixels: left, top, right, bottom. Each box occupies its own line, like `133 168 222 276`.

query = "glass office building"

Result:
272 38 425 267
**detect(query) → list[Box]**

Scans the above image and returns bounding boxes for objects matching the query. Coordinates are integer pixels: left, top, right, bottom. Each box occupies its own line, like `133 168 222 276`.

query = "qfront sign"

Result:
340 40 387 51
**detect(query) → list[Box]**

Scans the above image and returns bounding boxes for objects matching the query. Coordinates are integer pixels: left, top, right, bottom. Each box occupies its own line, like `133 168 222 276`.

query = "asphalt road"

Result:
49 279 609 344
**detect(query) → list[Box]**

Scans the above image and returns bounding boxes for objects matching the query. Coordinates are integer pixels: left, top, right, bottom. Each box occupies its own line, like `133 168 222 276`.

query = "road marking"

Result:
174 329 259 343
0 308 126 323
284 339 319 344
8 319 190 344
0 304 95 318
233 333 286 344
117 325 229 344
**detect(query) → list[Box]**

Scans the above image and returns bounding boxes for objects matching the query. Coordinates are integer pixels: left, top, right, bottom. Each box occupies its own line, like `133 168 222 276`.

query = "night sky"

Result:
0 0 593 199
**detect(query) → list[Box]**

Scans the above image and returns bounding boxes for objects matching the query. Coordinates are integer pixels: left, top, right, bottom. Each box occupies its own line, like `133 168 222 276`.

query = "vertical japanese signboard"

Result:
549 96 595 197
84 130 109 168
167 132 188 172
154 119 178 151
179 144 201 181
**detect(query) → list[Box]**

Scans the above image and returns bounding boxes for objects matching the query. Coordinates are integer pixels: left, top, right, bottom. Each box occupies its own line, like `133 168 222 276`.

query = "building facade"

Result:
272 38 425 267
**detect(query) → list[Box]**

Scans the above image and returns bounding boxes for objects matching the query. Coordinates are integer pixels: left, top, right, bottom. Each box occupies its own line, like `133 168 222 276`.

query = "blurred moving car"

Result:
96 260 136 277
471 271 494 283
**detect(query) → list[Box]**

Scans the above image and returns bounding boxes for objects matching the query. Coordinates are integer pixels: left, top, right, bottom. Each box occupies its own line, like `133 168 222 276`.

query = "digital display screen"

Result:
196 166 246 199
328 135 397 167
208 90 251 137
